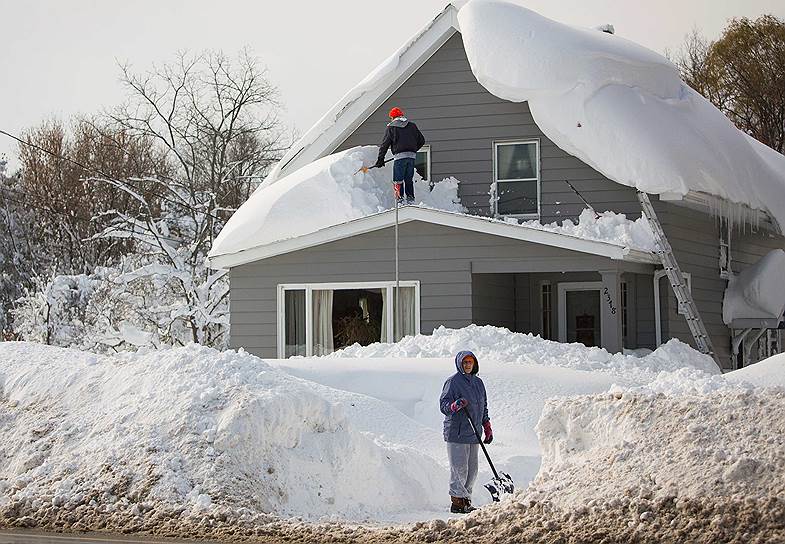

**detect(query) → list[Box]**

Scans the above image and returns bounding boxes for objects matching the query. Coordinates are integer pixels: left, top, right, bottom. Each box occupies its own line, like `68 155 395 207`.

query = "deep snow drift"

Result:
327 324 719 376
458 0 785 228
2 331 783 542
210 146 464 258
0 342 445 524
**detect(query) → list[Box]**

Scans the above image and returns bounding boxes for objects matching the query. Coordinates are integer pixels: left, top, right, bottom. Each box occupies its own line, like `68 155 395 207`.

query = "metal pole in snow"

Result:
394 190 400 342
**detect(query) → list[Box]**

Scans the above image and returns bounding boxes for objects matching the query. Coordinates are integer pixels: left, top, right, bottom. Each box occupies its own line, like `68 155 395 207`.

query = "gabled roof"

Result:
208 206 658 269
260 3 462 187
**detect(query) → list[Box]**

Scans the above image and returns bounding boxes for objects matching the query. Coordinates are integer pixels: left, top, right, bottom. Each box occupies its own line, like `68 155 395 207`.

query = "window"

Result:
493 140 540 217
277 281 420 357
541 282 553 340
415 145 431 182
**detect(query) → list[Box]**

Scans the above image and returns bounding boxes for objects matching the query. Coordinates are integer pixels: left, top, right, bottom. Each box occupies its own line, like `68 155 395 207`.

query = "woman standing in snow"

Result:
439 350 492 514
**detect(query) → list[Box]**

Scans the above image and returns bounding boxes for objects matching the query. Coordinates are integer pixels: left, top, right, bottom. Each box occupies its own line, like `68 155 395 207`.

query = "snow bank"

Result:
0 342 444 524
531 390 785 508
210 146 464 258
722 249 785 325
727 352 785 389
518 208 656 252
327 324 719 376
458 0 785 228
401 389 785 544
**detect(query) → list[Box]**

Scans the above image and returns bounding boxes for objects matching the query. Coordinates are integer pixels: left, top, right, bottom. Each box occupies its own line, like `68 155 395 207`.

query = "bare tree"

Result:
673 16 785 154
90 49 288 346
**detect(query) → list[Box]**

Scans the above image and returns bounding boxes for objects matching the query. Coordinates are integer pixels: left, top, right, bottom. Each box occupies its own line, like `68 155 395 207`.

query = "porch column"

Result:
600 270 623 353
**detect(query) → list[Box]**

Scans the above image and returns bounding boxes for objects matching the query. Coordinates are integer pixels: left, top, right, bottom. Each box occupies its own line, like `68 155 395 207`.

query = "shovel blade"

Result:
483 472 515 502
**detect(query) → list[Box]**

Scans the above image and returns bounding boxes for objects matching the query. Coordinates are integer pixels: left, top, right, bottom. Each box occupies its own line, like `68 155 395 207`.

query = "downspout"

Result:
653 270 667 347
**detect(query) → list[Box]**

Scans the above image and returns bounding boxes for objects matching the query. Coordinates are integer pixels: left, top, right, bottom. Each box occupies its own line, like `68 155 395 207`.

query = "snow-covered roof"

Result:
258 3 462 189
722 249 785 328
259 0 785 230
209 146 658 268
209 204 658 269
458 0 785 228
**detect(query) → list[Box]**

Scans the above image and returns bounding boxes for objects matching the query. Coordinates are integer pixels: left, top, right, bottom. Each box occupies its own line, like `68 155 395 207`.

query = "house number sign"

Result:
603 287 617 315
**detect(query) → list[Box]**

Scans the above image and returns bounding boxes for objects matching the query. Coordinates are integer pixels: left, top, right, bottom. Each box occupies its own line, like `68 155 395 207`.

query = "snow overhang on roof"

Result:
723 249 785 329
208 206 658 270
259 0 785 232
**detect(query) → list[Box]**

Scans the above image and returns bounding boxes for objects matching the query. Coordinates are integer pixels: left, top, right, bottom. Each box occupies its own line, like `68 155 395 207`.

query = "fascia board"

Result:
210 206 658 269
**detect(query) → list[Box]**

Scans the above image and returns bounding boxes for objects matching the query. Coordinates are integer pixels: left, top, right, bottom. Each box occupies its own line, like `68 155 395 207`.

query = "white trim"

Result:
269 5 461 183
492 139 541 218
276 280 421 358
416 145 432 182
209 206 659 269
653 270 692 347
558 281 603 345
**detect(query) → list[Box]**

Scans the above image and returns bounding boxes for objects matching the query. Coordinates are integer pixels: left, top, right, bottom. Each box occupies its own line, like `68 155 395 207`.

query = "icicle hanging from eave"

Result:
707 194 762 235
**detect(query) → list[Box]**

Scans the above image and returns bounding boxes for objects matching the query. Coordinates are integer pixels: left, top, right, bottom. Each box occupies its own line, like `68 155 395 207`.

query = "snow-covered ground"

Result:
1 326 784 541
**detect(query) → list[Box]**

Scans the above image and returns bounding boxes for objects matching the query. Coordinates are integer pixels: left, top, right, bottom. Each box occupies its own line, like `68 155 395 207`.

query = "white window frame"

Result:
276 281 421 358
415 145 431 182
492 139 541 219
558 281 603 345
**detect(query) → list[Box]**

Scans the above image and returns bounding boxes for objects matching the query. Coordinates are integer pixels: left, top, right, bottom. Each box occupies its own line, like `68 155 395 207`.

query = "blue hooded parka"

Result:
439 350 489 443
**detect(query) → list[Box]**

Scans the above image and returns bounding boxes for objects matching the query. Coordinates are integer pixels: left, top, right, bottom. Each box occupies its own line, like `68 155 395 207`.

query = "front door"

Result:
558 282 602 348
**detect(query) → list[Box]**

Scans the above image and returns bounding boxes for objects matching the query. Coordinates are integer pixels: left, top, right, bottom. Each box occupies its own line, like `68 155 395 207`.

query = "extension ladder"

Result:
637 191 718 362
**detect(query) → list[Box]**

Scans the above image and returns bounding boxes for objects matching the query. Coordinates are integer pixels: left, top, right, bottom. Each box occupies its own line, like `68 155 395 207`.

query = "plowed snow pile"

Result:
0 342 444 532
401 372 785 543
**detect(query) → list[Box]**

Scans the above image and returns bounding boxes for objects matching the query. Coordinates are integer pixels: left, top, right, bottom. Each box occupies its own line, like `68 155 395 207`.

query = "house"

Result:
209 1 785 370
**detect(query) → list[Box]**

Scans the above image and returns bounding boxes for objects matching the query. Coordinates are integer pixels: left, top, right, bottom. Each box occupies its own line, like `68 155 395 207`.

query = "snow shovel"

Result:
354 157 393 175
462 407 514 502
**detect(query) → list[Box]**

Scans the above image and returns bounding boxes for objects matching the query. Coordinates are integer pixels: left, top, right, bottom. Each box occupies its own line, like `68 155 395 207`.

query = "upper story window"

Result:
493 140 540 217
415 145 431 181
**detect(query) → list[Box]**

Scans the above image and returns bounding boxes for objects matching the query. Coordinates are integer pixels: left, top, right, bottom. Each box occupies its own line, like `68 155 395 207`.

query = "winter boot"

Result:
450 496 465 513
450 497 476 514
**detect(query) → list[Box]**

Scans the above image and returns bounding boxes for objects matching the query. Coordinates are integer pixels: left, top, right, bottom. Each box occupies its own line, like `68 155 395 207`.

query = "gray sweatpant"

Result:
447 442 479 498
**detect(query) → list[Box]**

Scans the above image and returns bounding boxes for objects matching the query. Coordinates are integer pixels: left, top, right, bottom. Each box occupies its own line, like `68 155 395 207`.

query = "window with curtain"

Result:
284 289 306 357
393 286 417 341
494 141 539 216
278 282 419 357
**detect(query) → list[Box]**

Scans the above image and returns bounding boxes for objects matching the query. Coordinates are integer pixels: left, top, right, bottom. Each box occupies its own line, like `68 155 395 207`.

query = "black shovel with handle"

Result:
461 406 514 502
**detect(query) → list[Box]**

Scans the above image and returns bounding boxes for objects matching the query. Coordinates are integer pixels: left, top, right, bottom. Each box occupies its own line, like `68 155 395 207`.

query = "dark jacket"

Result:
439 350 490 444
376 117 426 166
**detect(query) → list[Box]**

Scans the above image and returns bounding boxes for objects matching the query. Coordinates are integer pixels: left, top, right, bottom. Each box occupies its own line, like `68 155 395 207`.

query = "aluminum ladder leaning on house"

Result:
637 191 720 365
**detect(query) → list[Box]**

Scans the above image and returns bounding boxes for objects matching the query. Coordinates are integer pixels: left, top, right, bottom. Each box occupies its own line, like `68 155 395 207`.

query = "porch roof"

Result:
209 206 659 269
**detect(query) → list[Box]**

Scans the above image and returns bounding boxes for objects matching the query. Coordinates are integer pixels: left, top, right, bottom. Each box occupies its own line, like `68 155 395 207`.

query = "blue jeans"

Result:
393 158 415 200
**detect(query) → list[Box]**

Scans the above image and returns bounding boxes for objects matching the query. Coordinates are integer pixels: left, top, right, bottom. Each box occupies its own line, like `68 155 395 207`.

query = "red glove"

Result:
450 398 468 413
483 420 493 444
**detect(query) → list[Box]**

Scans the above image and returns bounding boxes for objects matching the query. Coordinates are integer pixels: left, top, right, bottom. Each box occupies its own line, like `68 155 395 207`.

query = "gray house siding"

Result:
229 220 644 358
334 32 640 224
657 204 785 369
472 274 515 330
228 29 785 366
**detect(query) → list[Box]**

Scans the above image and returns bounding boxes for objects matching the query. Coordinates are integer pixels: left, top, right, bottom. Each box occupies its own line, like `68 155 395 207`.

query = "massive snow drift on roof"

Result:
458 0 785 228
209 146 464 259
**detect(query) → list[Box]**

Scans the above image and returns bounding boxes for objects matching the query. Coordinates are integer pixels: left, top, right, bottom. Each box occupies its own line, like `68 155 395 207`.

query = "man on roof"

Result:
374 107 426 205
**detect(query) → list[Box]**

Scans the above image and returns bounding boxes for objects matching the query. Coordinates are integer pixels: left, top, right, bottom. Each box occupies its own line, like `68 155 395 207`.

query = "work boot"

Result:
450 497 476 514
450 496 465 514
406 196 415 205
